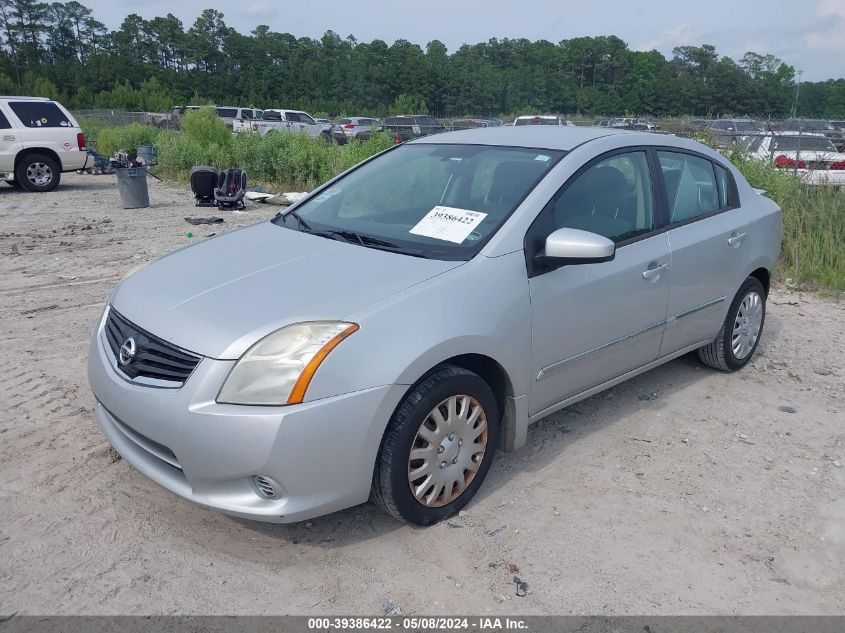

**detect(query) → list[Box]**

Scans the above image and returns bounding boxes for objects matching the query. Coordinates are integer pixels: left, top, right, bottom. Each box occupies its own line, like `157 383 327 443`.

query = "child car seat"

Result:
214 168 247 210
190 166 219 207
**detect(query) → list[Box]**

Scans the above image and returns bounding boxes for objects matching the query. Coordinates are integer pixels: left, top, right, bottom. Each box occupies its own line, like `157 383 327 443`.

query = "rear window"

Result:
0 109 10 129
772 136 836 152
9 101 73 128
515 117 559 126
336 118 351 125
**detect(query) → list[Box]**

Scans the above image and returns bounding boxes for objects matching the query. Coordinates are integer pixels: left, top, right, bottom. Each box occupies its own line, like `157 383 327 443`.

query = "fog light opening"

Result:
252 475 282 500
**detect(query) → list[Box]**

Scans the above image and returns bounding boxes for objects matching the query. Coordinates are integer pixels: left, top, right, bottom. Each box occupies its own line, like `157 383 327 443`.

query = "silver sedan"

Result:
88 127 782 525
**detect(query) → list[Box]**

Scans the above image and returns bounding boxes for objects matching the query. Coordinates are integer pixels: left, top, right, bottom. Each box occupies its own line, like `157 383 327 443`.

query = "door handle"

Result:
642 262 669 280
728 231 746 247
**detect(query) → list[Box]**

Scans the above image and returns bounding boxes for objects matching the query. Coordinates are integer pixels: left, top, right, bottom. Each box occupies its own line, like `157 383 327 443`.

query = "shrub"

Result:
96 124 160 156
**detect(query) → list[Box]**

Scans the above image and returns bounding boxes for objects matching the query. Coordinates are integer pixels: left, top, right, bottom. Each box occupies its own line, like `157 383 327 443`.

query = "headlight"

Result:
217 321 358 406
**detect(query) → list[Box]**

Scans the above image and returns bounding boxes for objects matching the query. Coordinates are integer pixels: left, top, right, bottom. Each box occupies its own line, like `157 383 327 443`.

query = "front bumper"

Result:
87 313 406 523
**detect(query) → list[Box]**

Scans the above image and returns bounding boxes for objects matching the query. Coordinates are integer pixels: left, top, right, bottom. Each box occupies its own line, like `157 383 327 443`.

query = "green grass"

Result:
726 147 845 291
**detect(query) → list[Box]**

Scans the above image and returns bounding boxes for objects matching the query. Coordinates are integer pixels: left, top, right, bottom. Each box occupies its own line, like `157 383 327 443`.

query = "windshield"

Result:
735 121 763 132
515 117 559 126
772 137 836 152
272 143 564 260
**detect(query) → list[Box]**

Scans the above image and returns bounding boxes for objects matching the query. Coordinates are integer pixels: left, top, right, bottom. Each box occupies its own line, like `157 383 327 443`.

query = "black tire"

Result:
7 179 23 189
698 276 766 371
372 365 500 525
16 153 61 192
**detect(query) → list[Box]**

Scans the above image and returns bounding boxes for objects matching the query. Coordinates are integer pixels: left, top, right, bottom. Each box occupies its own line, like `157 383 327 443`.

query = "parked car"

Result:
600 117 659 131
685 119 766 146
0 96 88 192
742 132 845 186
160 105 244 130
330 117 384 144
449 118 500 131
89 126 781 526
233 109 332 139
780 119 845 151
383 115 445 143
830 120 845 132
514 115 574 126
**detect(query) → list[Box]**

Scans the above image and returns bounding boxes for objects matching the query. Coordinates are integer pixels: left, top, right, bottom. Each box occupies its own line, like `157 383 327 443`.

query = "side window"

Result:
284 112 301 122
241 110 252 119
714 164 732 209
8 101 72 128
550 151 654 243
658 151 720 223
0 109 11 129
299 113 316 125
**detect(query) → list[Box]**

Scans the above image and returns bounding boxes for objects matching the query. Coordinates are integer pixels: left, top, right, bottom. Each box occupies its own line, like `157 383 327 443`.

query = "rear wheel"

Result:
698 277 766 371
7 179 23 189
372 366 499 525
16 153 61 192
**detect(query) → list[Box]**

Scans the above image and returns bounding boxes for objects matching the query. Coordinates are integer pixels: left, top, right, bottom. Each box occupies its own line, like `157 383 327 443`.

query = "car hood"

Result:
110 222 462 359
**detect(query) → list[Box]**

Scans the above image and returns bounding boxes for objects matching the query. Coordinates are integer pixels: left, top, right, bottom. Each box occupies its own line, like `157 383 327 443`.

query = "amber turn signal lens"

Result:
286 323 359 404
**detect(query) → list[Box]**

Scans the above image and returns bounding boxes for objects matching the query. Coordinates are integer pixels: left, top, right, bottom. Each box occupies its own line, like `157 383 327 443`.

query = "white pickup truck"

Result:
233 109 332 140
0 96 88 192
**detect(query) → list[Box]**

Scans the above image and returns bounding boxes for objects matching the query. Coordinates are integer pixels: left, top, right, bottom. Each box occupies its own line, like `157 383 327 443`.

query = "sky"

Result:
89 0 845 82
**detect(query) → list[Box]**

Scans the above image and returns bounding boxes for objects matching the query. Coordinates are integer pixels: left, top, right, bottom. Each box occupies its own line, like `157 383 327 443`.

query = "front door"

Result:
527 150 671 416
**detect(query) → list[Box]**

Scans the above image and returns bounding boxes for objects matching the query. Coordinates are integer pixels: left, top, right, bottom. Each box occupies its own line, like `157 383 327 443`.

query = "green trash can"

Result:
115 167 150 209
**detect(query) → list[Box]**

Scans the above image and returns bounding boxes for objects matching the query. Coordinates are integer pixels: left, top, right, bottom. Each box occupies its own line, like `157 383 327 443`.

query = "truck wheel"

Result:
16 153 61 192
372 365 499 525
8 179 23 189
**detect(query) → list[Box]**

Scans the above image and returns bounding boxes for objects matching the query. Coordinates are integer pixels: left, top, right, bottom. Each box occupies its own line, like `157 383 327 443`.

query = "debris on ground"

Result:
184 217 224 225
778 405 798 414
382 599 395 615
507 563 519 574
21 305 58 316
486 525 507 536
513 576 528 597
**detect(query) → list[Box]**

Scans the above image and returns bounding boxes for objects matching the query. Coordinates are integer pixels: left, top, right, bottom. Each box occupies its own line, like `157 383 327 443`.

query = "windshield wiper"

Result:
312 229 430 258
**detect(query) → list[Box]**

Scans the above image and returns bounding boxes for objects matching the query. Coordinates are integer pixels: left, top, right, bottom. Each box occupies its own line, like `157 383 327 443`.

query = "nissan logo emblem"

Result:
118 337 136 366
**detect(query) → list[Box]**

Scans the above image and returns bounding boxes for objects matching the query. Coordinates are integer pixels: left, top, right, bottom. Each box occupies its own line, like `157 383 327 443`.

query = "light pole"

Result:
791 69 803 118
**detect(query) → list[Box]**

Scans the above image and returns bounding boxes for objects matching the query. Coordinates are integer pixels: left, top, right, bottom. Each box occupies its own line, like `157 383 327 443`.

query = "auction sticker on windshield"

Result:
409 206 488 244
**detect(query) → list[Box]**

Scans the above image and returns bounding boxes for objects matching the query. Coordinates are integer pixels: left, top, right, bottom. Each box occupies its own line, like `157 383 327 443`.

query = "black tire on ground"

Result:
7 179 23 189
371 365 500 525
15 153 61 192
698 276 767 372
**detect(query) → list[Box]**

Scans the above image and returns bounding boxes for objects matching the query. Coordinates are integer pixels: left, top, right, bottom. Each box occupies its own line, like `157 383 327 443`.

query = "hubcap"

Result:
407 395 488 507
26 162 53 187
732 290 763 359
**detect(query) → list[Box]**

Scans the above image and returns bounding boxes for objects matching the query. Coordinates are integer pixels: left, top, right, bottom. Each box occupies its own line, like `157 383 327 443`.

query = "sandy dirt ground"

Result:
0 173 843 615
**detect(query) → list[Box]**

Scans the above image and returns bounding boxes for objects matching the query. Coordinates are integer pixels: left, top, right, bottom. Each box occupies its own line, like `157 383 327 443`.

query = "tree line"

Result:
1 0 843 118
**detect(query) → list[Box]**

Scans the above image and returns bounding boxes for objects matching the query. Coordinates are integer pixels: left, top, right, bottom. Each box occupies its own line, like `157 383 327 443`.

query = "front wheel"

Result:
16 153 61 192
698 277 766 371
372 366 499 525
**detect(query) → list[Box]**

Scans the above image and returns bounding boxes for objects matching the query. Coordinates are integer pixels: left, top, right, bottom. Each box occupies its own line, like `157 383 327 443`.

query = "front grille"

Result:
104 307 201 385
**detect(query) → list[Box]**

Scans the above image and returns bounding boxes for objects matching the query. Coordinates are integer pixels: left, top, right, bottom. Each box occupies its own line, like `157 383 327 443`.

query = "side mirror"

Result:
536 227 615 266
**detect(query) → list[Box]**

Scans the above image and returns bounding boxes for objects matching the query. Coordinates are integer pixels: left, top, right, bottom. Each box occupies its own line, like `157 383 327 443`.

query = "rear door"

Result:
526 149 671 416
656 150 754 355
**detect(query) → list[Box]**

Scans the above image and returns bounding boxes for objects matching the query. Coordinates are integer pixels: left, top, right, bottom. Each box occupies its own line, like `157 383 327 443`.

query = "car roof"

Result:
0 96 52 101
410 125 630 150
